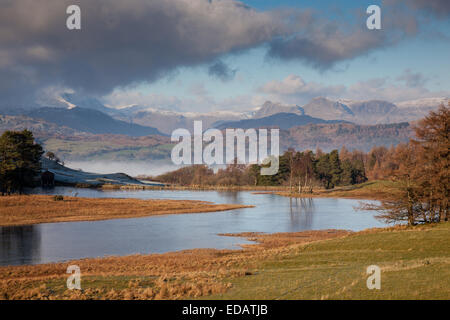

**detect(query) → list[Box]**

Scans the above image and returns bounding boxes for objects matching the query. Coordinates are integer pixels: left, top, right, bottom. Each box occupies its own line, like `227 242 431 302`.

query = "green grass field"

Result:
209 222 450 300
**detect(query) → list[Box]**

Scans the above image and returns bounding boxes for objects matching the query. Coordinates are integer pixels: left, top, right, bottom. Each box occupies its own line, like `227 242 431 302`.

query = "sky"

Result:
1 0 449 112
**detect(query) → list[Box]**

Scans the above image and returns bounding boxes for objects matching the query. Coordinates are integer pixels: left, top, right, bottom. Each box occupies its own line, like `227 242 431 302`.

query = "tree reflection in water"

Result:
289 197 314 230
0 225 41 266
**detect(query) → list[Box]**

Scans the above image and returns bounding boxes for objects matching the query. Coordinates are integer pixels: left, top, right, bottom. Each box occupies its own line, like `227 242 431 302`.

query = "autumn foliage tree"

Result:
363 104 449 225
413 103 449 222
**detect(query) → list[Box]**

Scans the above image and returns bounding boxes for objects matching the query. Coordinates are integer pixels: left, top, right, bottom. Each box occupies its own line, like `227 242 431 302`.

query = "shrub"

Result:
53 195 64 201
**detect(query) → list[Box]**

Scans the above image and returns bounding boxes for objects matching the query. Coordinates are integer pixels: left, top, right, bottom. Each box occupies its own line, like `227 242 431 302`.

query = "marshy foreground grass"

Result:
1 222 449 300
0 195 253 226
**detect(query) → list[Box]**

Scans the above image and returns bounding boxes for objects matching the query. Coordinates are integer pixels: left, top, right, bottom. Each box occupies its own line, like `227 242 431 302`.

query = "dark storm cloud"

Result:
386 0 450 18
208 60 237 81
267 27 387 69
266 2 426 69
0 0 286 103
0 0 445 105
266 0 450 69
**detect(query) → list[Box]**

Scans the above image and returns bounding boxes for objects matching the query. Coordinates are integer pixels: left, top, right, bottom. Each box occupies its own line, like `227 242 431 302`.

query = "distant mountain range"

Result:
251 97 448 126
27 106 163 136
0 93 447 162
114 107 245 135
109 96 447 133
3 92 444 134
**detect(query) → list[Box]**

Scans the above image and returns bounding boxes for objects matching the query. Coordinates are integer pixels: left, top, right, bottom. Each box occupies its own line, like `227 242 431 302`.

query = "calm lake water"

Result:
0 187 386 266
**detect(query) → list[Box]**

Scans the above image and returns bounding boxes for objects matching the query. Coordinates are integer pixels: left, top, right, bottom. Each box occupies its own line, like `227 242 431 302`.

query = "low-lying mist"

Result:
65 160 179 177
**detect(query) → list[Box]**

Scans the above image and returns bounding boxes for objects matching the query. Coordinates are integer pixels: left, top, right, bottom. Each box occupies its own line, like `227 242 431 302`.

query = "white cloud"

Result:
258 74 345 104
346 78 447 102
258 73 449 105
102 86 259 113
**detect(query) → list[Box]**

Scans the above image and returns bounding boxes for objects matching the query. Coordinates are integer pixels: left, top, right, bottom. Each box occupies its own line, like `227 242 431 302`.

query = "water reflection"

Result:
289 197 314 230
0 225 41 265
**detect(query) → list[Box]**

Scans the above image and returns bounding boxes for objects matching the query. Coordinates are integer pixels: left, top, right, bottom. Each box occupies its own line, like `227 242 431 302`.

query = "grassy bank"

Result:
0 195 252 226
274 180 402 200
1 222 448 300
105 180 400 201
102 184 291 191
212 222 450 299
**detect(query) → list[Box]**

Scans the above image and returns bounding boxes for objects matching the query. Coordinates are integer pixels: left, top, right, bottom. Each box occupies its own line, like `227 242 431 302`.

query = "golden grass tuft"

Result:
275 180 403 200
0 229 348 300
0 195 253 226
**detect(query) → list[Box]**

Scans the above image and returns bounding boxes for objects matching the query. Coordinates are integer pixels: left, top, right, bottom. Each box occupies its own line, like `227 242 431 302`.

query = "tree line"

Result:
155 147 367 190
0 130 43 195
361 104 449 225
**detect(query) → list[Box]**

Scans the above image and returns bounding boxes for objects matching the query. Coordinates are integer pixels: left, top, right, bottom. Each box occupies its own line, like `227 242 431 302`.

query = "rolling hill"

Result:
283 122 413 152
26 107 163 136
215 112 347 130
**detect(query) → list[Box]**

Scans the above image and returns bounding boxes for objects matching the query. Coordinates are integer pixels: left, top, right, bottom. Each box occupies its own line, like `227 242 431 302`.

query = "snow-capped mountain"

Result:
3 90 445 135
251 101 304 118
396 97 448 108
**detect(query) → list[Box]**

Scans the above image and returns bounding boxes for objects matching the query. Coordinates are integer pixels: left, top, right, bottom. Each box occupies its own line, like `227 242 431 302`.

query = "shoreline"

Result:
272 191 391 201
257 180 400 201
0 195 253 227
101 180 399 201
46 180 399 202
1 222 448 300
2 180 395 226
